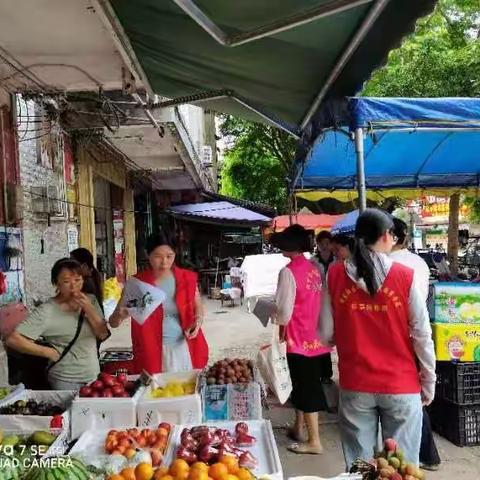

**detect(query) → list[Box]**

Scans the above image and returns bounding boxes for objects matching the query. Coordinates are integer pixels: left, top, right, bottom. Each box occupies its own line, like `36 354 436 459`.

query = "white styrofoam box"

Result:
1 427 69 459
0 390 74 433
70 386 145 440
0 384 26 407
69 428 172 473
289 476 362 480
69 429 130 472
164 420 282 480
137 370 202 427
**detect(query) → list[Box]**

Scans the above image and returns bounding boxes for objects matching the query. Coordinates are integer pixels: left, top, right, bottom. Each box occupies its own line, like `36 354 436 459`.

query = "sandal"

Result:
287 427 307 443
287 442 324 455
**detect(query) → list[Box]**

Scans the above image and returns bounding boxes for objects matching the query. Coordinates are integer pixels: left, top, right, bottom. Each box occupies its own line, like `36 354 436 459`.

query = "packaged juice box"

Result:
432 323 480 361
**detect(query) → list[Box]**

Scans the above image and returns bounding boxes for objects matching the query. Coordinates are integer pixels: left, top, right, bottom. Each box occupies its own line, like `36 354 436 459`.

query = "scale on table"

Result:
99 348 133 363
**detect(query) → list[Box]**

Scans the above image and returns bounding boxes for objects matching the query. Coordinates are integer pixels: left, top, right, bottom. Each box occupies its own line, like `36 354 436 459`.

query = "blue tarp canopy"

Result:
331 210 359 235
295 97 480 202
167 201 271 226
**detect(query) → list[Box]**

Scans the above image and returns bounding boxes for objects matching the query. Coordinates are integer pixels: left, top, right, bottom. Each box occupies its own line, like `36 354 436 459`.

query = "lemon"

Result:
183 382 196 395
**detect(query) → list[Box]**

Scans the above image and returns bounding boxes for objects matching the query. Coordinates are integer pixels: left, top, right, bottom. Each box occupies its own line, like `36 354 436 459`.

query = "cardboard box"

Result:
137 370 202 427
432 323 480 361
429 282 480 323
202 382 262 421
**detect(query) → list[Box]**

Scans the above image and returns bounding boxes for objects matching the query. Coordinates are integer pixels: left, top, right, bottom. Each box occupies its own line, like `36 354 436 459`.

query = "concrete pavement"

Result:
102 298 480 479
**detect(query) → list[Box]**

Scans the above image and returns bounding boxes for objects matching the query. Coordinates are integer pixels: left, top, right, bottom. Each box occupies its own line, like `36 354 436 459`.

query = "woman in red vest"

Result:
110 232 208 374
320 209 435 468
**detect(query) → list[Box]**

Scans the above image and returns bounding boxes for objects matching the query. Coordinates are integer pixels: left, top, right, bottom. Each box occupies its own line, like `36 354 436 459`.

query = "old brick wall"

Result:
17 97 69 307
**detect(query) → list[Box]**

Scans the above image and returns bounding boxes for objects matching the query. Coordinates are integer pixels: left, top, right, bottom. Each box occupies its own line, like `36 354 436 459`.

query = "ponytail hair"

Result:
353 209 394 296
353 237 378 295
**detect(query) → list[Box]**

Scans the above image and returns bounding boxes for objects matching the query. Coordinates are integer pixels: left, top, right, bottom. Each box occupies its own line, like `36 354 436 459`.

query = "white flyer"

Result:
122 278 166 325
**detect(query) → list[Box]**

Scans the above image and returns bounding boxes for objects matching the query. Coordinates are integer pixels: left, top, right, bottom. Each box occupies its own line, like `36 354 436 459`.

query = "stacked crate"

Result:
430 362 480 446
428 283 480 446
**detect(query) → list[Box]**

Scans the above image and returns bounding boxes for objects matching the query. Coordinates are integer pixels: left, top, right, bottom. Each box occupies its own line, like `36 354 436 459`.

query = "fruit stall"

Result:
0 384 25 407
428 282 480 446
0 359 435 480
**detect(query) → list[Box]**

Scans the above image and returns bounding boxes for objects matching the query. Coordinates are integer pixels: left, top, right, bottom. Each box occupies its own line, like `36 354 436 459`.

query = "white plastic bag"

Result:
256 326 292 404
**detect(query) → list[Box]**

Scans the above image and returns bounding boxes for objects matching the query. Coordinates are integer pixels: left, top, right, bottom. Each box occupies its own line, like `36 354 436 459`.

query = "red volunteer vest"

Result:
130 266 209 374
328 261 420 394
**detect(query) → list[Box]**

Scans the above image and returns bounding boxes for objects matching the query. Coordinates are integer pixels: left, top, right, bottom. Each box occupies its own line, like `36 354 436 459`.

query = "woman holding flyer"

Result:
110 232 208 374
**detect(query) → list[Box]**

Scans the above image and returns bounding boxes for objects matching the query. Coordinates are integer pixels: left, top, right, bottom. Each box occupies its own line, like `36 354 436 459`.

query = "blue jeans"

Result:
339 389 422 469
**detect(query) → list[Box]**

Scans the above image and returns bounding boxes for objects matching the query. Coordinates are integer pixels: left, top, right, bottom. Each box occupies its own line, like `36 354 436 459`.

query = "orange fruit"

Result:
154 467 170 480
219 457 239 475
188 470 208 480
174 474 189 480
208 463 229 480
236 469 252 480
121 468 136 480
220 475 238 480
125 448 137 460
135 463 155 480
162 476 175 480
107 475 124 480
170 459 190 477
191 463 209 473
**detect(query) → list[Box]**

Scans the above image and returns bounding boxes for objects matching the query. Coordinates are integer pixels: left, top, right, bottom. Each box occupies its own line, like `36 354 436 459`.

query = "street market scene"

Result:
0 1 479 480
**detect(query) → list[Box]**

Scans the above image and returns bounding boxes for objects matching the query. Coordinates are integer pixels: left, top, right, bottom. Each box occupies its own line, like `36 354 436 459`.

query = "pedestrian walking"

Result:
320 209 436 468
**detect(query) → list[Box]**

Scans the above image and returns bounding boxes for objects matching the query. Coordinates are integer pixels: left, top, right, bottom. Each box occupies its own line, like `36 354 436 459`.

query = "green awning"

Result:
111 0 436 136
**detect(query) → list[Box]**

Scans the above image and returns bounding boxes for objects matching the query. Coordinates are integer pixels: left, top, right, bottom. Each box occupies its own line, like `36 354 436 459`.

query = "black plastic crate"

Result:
430 397 480 447
436 361 480 405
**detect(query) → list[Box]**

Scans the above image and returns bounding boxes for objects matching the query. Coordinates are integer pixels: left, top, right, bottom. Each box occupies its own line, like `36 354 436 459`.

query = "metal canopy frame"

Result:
171 0 389 133
93 0 392 137
172 0 374 47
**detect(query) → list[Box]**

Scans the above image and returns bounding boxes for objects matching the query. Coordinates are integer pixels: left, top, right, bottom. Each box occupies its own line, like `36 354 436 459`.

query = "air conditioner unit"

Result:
31 185 65 217
5 184 23 224
202 145 213 166
47 185 64 216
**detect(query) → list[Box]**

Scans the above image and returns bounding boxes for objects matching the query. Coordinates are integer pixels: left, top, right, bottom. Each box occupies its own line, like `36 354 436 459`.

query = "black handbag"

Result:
8 311 85 389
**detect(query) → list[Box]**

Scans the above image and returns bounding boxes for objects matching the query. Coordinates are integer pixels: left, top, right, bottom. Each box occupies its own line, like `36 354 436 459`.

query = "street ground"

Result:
103 299 480 480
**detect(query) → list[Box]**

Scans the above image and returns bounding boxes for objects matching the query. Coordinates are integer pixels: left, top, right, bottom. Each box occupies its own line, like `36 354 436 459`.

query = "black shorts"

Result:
287 353 331 413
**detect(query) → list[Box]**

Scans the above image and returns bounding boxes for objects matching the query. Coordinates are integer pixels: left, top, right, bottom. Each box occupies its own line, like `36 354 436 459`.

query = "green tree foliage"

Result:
219 116 296 212
363 0 480 97
219 0 479 212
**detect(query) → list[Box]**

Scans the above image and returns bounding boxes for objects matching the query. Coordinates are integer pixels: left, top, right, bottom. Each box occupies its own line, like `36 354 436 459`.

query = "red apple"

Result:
90 391 100 398
124 381 135 392
79 386 92 397
100 373 117 388
112 385 125 397
120 392 130 397
116 373 128 385
91 380 104 390
384 438 397 453
102 388 114 398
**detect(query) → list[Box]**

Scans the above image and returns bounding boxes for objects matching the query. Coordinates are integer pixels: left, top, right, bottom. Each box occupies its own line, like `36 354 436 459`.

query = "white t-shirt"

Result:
390 249 430 302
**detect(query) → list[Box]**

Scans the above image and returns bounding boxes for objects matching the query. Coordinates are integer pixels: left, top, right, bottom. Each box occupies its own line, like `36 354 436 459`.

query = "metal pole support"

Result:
354 127 366 212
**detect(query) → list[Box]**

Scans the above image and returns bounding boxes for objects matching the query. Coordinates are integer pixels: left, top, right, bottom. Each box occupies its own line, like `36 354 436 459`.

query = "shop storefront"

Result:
76 143 136 281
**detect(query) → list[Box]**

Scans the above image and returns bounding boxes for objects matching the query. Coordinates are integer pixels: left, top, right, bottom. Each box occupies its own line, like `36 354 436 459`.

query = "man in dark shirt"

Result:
316 231 335 273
